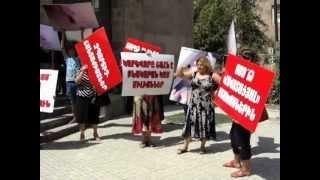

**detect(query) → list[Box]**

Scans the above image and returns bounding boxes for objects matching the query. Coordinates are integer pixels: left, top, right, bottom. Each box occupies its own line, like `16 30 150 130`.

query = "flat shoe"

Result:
177 148 188 154
80 133 85 141
223 160 241 168
140 142 149 148
231 170 251 178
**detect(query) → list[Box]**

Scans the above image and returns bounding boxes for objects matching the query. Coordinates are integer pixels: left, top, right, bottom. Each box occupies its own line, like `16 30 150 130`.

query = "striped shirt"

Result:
76 72 96 97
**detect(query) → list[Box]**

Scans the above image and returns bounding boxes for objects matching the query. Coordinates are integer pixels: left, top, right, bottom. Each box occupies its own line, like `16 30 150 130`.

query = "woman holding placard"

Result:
175 57 219 154
75 64 100 141
222 48 269 178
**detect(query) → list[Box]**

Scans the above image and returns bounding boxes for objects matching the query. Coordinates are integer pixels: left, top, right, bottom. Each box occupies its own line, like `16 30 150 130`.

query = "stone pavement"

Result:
40 105 280 180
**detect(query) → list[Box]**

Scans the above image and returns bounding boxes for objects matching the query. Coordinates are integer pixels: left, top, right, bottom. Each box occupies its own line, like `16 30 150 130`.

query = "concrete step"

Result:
40 105 72 120
40 123 79 144
40 113 73 132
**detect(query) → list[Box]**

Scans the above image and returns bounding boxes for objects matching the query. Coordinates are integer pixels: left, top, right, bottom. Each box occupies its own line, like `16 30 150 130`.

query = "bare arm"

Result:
75 70 84 85
75 65 88 84
212 72 222 84
175 66 194 80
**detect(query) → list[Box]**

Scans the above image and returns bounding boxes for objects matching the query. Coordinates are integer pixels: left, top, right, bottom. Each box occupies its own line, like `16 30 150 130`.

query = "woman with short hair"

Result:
176 57 220 154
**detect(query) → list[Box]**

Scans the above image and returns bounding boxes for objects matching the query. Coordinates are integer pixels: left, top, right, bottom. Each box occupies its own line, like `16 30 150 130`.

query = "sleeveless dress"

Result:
182 72 218 139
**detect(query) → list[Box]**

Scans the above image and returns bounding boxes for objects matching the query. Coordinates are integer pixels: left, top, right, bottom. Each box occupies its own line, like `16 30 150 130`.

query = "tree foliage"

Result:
193 0 271 61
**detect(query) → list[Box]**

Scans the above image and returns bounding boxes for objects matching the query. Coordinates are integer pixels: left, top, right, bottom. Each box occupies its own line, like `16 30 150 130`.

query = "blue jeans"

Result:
66 81 77 105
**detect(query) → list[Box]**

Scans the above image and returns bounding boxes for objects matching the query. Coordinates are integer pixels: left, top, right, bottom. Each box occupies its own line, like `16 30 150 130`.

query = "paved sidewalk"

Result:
40 106 280 180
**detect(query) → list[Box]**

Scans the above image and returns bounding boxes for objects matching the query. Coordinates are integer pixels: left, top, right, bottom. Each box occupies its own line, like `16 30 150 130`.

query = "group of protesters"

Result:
58 33 264 177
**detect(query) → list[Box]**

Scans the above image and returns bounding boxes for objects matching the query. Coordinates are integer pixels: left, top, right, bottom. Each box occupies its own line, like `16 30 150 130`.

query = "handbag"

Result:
259 107 269 122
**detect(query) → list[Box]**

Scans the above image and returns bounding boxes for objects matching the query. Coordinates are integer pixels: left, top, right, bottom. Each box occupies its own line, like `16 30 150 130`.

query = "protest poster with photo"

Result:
40 24 61 51
66 28 93 42
43 2 99 30
75 27 122 95
40 69 58 113
121 52 174 96
169 47 216 104
214 54 276 132
123 38 161 54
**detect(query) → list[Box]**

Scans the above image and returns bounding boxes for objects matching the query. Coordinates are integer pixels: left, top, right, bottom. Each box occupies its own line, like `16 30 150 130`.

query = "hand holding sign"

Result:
75 27 122 95
214 54 275 132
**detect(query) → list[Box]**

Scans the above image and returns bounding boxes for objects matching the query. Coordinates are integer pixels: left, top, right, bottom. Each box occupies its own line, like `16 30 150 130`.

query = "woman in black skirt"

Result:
75 65 100 141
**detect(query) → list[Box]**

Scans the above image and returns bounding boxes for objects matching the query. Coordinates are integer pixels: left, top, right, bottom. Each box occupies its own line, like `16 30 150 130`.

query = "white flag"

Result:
227 20 237 55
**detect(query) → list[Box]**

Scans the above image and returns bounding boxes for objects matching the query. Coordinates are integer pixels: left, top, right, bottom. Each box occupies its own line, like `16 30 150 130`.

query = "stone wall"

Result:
111 0 193 60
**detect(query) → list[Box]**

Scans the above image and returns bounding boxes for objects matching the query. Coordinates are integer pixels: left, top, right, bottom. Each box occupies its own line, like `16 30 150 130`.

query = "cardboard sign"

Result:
65 28 93 42
40 24 61 51
214 54 276 132
40 69 58 113
123 38 161 54
121 52 174 96
75 27 122 95
43 2 99 30
169 47 216 104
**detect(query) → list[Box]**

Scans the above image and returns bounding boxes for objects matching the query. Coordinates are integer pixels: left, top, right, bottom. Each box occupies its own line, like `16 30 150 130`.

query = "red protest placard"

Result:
123 38 161 53
214 54 276 132
75 27 122 95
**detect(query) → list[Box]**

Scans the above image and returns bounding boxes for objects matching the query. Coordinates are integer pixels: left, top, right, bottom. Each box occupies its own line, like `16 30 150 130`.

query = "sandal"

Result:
148 142 157 147
80 133 85 141
223 160 240 169
93 133 101 141
177 148 188 154
140 142 149 148
200 147 207 154
231 170 251 178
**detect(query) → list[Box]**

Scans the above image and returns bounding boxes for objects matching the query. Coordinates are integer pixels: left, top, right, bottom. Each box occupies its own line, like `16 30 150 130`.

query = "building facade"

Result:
256 0 280 66
40 0 193 117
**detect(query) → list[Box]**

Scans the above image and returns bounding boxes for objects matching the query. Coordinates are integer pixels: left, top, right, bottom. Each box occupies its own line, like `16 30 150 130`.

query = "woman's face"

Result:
197 62 207 74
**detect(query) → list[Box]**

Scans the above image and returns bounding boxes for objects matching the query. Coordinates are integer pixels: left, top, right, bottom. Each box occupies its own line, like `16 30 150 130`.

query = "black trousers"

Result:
230 122 252 160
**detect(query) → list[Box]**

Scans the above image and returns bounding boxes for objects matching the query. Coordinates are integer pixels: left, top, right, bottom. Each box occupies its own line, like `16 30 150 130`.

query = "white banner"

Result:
169 47 216 104
40 69 58 113
121 52 175 96
227 20 237 55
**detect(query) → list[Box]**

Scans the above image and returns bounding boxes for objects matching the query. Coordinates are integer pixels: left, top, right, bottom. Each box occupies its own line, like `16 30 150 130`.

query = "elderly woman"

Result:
175 57 220 154
75 65 100 141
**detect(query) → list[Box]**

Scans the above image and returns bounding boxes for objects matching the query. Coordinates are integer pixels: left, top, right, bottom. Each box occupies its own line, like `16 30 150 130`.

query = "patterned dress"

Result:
132 95 163 134
182 72 218 139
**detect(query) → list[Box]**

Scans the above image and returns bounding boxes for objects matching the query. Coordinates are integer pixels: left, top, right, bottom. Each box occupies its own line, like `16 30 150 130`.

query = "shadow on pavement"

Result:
252 137 280 155
251 157 280 180
215 131 230 142
156 136 184 148
98 122 132 128
187 142 231 154
164 104 184 113
100 132 162 143
162 123 183 132
40 140 100 150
